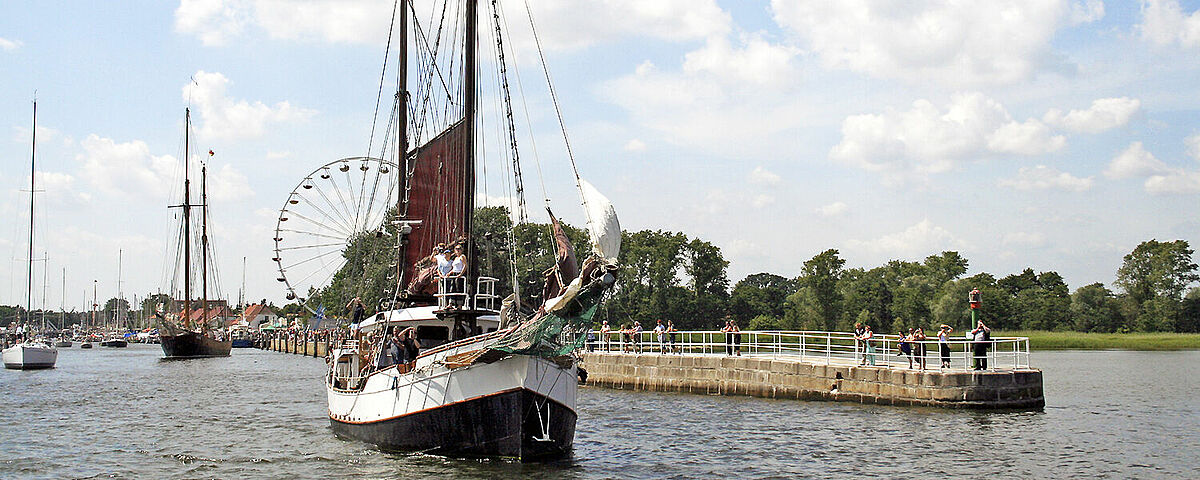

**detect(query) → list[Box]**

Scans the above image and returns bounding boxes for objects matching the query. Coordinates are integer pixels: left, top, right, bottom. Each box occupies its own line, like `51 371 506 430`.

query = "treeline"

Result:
293 206 1200 334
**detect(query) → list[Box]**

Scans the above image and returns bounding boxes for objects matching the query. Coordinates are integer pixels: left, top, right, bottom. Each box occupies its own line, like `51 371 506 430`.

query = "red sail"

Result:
402 120 471 293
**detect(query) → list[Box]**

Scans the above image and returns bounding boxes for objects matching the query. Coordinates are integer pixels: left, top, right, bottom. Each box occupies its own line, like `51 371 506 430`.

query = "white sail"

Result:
579 179 620 263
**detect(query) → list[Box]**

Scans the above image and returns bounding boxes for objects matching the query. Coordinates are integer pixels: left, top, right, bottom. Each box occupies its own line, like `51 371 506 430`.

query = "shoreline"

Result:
1006 330 1200 351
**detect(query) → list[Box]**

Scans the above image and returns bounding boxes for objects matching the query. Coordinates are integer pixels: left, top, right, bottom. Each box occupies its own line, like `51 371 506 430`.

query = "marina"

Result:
3 1 1200 478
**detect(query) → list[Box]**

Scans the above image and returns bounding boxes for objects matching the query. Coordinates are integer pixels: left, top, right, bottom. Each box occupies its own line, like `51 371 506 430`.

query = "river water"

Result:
1 345 1196 479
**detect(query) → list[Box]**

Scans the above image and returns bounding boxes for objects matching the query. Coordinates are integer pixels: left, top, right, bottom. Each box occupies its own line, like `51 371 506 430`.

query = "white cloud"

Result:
1145 171 1200 194
1002 231 1047 247
207 163 255 202
1186 133 1200 160
0 37 22 51
184 71 314 141
998 165 1093 192
1043 97 1140 134
831 92 1062 181
266 151 291 159
986 119 1066 155
175 0 730 49
750 194 775 208
747 166 781 186
846 219 965 259
1139 0 1200 48
771 0 1075 86
815 201 848 217
77 135 180 199
623 139 646 152
682 34 800 88
1104 142 1172 179
174 0 252 47
1105 141 1200 194
32 171 92 206
1070 0 1105 25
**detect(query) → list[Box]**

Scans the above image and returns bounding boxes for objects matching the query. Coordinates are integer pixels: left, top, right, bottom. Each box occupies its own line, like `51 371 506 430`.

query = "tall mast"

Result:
117 249 123 331
92 280 97 333
41 253 47 330
27 100 36 328
201 161 210 334
61 268 65 330
183 108 193 329
463 0 479 307
395 0 409 293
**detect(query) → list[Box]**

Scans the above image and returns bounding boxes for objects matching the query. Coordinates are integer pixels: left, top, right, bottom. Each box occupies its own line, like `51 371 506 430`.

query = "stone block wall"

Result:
581 352 1044 410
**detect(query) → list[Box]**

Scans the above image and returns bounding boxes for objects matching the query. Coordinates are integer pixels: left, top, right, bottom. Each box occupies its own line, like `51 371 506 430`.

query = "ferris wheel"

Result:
273 157 400 312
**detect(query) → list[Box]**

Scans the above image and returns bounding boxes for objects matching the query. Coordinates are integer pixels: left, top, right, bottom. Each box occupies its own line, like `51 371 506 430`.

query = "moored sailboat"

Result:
3 100 58 370
157 108 231 359
302 0 621 460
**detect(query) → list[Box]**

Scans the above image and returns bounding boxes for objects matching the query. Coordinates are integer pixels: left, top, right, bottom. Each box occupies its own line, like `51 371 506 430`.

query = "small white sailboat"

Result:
3 99 57 370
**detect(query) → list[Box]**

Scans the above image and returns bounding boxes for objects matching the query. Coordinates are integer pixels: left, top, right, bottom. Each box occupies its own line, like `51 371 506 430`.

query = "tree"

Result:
730 273 797 324
1115 240 1199 304
923 251 969 285
1068 283 1123 332
1179 287 1200 333
788 249 845 330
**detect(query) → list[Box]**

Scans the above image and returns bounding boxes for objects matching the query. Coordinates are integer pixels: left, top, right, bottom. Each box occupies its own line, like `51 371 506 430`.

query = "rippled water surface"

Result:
1 345 1197 479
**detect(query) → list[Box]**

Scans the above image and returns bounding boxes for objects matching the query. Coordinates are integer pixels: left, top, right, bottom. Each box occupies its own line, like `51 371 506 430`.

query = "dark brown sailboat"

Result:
159 108 231 359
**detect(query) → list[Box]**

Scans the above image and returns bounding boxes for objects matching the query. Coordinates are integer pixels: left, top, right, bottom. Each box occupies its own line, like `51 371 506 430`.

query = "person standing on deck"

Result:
854 322 865 364
721 318 734 355
600 320 611 352
667 321 678 354
858 325 876 366
447 244 468 309
912 327 927 370
347 297 365 327
631 321 643 354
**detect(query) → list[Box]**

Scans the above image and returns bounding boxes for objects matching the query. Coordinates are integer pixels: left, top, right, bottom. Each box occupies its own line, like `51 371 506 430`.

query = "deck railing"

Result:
585 330 1031 371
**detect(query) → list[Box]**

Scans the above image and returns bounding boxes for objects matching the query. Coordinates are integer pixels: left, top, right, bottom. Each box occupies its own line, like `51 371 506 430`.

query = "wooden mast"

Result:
463 0 478 309
396 0 409 296
201 161 209 334
183 108 193 329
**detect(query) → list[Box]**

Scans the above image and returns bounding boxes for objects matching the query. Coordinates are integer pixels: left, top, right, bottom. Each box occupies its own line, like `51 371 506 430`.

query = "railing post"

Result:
825 334 830 365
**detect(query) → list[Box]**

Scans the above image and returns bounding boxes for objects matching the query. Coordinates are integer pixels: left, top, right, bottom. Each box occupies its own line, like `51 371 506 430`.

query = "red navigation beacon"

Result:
968 289 982 309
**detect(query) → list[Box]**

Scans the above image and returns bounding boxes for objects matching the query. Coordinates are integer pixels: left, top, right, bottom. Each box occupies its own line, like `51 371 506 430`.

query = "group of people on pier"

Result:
856 320 993 370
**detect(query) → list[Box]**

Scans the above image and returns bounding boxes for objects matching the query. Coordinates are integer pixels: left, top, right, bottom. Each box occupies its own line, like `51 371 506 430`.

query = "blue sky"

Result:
2 0 1199 311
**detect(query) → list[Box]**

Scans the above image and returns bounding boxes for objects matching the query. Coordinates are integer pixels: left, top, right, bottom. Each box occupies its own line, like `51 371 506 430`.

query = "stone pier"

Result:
581 352 1044 410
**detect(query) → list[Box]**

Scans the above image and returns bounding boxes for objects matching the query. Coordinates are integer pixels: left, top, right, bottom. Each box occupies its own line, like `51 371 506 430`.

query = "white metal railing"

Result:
585 330 1032 371
433 276 499 311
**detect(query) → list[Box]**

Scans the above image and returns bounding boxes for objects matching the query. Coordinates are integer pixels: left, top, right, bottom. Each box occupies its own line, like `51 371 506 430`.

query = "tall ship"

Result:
3 100 57 369
158 108 231 359
272 0 620 460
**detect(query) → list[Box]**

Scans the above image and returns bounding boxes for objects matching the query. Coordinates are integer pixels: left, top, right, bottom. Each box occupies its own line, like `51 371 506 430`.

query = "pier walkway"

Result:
580 330 1043 410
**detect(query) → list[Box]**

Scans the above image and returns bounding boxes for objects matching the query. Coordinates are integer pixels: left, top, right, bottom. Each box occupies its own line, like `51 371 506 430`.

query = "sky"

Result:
1 0 1199 312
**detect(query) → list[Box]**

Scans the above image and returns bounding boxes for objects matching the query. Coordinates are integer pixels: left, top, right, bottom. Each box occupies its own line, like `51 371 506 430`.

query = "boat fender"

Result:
577 366 588 384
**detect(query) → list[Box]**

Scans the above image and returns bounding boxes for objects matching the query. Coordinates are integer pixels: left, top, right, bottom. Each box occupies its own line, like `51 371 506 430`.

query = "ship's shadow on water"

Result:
1 347 1197 479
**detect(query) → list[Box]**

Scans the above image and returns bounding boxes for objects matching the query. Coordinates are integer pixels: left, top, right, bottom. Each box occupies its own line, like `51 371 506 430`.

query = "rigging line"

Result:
409 0 455 114
287 255 346 286
366 0 401 159
340 164 364 232
488 0 528 223
522 0 580 182
499 5 549 208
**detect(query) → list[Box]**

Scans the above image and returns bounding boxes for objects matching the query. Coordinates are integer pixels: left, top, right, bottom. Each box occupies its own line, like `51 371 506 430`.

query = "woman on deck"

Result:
938 324 953 368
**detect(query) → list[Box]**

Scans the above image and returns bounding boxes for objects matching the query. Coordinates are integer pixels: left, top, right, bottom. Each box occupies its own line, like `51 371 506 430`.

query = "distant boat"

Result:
100 337 127 348
3 100 57 370
157 108 231 359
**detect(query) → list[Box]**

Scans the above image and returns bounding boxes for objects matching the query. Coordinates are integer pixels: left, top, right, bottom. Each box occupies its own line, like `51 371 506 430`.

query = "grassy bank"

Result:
1002 330 1200 351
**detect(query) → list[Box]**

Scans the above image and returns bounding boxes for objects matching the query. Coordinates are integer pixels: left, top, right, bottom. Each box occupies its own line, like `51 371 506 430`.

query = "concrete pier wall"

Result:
581 352 1044 410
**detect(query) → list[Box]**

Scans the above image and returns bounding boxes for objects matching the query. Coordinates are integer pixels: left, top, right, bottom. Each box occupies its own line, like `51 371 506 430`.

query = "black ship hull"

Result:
329 387 576 461
160 331 231 358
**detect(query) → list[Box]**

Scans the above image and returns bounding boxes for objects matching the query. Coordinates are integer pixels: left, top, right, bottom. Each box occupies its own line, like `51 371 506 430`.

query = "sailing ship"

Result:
157 108 231 359
316 0 621 460
3 100 58 369
101 250 128 348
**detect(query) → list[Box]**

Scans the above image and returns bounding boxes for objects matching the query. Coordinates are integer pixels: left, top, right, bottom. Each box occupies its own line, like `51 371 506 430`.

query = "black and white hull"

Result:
2 342 57 369
328 342 578 460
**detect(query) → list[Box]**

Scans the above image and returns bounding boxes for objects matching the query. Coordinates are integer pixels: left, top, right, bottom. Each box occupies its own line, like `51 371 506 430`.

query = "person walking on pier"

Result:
971 321 991 370
937 324 953 368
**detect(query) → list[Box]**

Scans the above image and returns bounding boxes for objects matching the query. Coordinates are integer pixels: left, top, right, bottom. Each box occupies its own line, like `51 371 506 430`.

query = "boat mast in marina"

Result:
3 99 58 369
